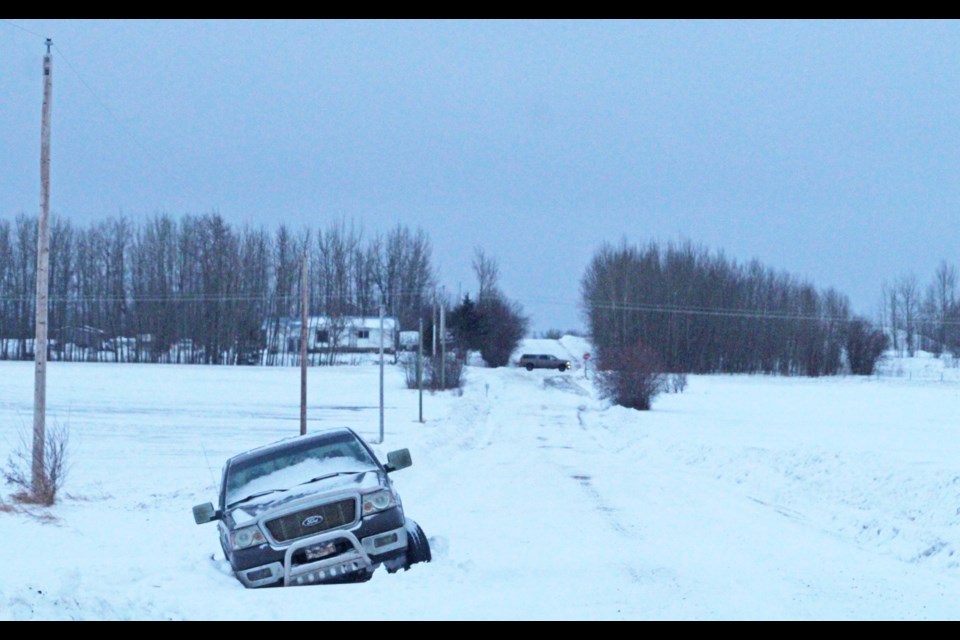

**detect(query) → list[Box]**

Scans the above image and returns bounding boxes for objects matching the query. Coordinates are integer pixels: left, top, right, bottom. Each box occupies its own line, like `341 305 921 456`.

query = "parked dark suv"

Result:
517 353 572 372
193 427 431 587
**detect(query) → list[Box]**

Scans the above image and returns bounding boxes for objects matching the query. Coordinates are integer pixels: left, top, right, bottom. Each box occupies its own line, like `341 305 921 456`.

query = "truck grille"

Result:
265 498 357 543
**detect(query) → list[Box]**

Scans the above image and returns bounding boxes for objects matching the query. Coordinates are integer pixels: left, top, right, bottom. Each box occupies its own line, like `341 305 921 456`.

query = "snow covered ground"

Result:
1 342 958 620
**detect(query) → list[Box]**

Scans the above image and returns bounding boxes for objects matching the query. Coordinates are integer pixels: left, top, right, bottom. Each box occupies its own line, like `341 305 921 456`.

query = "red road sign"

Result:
583 353 591 360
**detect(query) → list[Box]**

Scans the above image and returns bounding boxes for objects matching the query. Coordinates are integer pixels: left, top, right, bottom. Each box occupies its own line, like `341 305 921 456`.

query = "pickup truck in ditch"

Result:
193 427 431 587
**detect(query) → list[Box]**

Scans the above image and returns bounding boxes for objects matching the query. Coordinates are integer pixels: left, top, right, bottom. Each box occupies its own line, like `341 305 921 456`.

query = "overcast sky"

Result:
2 19 958 332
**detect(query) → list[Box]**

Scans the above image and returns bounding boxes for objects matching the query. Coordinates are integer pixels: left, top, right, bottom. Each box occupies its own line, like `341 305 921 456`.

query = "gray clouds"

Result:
2 19 959 330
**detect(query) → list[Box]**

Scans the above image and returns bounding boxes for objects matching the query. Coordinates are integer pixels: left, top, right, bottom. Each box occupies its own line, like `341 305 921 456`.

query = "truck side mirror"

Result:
384 448 412 473
193 502 220 525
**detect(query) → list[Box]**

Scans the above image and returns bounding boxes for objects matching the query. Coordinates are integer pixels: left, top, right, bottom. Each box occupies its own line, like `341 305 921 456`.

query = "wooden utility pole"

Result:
377 289 385 443
417 317 423 423
300 254 308 436
440 287 446 389
32 38 53 497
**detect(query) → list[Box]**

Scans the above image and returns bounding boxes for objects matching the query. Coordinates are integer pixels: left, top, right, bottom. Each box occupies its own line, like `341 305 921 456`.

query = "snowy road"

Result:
431 366 960 619
1 346 959 619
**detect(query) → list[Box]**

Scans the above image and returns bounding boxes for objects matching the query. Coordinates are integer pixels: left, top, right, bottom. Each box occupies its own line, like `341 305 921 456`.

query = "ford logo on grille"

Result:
302 515 324 527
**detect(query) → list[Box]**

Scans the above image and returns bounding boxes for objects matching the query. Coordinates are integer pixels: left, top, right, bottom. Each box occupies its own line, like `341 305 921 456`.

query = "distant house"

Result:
265 316 399 354
399 331 420 351
59 325 106 351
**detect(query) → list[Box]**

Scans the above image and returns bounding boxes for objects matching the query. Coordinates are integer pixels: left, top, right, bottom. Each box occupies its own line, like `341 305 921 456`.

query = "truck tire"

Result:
404 520 432 569
525 363 534 371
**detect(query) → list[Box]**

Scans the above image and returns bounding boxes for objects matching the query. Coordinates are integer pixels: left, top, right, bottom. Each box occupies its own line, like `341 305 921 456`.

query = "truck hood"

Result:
228 469 384 527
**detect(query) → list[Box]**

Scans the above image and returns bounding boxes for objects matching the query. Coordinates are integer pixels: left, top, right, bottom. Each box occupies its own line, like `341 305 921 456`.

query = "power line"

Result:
1 291 958 329
1 21 215 217
46 43 214 211
519 294 960 328
0 284 950 327
0 18 45 40
0 289 441 304
50 42 128 135
554 297 852 323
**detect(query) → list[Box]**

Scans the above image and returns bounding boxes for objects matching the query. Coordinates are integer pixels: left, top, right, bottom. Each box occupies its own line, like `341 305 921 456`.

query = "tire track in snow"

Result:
568 473 637 539
521 374 642 543
518 370 691 606
475 369 646 538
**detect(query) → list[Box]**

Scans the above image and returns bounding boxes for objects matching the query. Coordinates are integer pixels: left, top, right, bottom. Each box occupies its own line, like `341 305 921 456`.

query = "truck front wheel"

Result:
404 520 432 569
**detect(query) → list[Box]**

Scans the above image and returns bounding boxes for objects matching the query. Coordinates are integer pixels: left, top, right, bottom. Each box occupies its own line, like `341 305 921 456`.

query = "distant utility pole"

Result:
432 297 437 357
300 254 308 436
377 287 385 444
440 287 446 389
32 38 53 497
417 317 424 423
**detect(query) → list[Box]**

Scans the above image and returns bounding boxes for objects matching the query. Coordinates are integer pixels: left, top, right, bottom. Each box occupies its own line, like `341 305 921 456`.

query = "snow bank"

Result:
1 355 958 619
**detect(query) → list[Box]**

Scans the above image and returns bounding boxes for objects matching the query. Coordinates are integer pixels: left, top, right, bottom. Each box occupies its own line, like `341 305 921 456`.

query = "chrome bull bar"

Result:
282 530 373 586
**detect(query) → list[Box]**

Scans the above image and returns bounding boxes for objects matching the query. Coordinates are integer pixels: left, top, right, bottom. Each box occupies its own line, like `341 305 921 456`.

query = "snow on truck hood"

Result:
227 458 383 524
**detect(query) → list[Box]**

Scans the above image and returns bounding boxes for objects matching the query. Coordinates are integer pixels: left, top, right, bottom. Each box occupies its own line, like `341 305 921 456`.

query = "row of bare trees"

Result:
880 261 960 357
582 240 884 377
0 213 437 364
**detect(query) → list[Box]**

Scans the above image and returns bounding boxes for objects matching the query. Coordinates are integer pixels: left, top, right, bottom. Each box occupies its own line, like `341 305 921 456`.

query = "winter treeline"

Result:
881 261 960 357
582 240 886 376
0 213 436 364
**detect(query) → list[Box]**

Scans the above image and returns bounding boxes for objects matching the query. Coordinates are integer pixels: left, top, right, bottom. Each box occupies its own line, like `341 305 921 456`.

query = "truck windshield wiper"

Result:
227 488 285 508
227 471 368 508
295 470 366 487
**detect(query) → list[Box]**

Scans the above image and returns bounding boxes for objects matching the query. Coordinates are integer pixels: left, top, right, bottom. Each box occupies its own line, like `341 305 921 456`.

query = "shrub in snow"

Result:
403 354 465 391
476 295 528 368
594 341 667 411
403 356 424 389
3 421 70 506
448 294 483 353
431 355 465 391
668 373 688 393
449 293 529 368
845 318 889 375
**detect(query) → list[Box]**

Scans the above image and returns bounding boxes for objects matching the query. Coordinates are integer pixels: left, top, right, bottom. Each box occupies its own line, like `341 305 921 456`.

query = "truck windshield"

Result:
224 432 378 507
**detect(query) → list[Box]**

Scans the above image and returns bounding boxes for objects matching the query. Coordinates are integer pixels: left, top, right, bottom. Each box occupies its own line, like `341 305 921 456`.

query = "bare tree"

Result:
14 215 37 360
896 273 920 357
376 225 436 331
472 247 501 302
582 239 849 376
0 213 441 368
315 220 359 364
0 219 12 359
878 281 893 353
924 260 956 355
268 224 299 366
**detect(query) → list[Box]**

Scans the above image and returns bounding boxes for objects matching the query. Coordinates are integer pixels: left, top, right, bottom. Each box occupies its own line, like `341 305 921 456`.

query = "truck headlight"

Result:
230 526 267 550
362 489 396 515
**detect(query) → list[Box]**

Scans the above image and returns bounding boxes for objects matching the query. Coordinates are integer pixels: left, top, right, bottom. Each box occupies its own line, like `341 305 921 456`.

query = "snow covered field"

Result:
1 341 959 620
